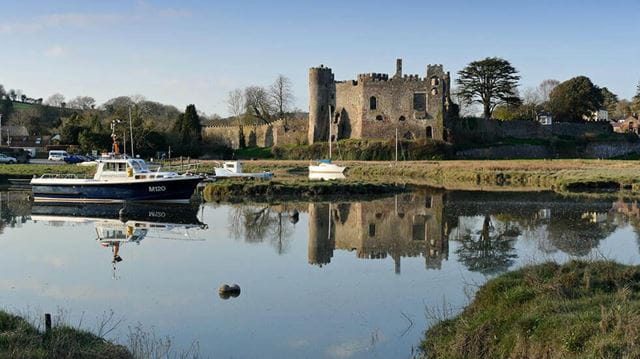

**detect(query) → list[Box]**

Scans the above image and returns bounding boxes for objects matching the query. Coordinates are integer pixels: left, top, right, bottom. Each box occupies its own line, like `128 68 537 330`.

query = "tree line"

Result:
455 57 640 122
0 84 206 157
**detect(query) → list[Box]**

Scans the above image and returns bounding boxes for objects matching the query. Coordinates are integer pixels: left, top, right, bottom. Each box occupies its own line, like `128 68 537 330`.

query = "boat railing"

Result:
39 173 91 179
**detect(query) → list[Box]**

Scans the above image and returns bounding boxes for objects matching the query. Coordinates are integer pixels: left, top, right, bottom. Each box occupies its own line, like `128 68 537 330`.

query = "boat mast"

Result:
328 108 332 160
129 106 135 158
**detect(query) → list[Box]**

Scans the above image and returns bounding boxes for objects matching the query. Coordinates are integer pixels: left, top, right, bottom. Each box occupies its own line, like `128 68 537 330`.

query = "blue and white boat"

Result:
30 156 203 203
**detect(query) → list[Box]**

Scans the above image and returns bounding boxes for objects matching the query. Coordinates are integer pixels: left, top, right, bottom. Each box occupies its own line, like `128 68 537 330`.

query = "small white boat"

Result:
214 161 273 179
308 160 346 174
309 172 346 181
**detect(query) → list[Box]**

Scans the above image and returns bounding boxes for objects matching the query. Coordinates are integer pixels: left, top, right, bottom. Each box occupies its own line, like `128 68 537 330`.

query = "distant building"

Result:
583 109 609 122
614 115 640 134
536 112 553 125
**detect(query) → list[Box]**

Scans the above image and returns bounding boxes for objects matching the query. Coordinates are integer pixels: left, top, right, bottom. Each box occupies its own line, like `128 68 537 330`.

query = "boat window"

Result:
118 163 126 172
130 161 144 172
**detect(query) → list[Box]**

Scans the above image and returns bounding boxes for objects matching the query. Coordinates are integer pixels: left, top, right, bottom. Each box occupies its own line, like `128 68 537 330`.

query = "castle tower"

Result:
308 66 335 144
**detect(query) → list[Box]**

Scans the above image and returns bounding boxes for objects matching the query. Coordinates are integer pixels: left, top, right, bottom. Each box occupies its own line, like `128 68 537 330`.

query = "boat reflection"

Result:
308 172 346 181
31 203 207 273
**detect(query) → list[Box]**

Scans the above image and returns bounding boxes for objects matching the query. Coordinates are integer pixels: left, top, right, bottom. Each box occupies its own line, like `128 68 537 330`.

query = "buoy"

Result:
218 283 241 299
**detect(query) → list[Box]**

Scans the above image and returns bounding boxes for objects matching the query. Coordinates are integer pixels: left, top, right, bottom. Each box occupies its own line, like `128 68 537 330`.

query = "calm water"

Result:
0 189 639 358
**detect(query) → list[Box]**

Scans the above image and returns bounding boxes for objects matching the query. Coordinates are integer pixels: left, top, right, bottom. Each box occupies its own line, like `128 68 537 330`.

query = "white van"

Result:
48 150 69 161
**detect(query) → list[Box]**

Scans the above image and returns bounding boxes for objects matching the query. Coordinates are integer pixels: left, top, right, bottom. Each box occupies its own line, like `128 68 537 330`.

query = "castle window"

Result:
399 116 406 122
369 96 377 110
426 126 433 138
425 196 432 208
375 115 383 121
431 88 438 96
431 77 439 86
413 93 426 111
412 223 426 241
368 223 376 237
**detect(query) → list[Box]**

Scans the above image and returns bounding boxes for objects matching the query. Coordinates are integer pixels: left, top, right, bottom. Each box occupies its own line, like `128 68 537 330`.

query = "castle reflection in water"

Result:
305 189 640 274
308 191 447 272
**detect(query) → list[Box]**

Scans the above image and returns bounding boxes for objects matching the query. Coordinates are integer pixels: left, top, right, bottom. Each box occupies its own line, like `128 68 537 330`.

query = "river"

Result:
0 189 637 358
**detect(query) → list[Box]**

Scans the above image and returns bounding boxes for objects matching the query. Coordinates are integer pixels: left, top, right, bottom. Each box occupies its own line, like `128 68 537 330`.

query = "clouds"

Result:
44 45 67 58
0 2 191 35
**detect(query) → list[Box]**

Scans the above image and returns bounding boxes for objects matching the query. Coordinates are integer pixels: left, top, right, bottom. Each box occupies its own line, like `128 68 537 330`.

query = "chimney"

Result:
395 58 402 78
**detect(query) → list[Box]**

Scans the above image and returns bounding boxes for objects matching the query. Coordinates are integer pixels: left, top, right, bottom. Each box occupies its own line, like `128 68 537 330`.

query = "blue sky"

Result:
1 0 638 115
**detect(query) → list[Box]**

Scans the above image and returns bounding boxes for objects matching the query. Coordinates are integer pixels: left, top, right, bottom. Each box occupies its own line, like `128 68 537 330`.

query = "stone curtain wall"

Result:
450 118 612 143
202 117 309 149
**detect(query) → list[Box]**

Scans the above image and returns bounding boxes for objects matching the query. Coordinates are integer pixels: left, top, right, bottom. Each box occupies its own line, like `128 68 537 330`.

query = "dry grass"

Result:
421 261 640 359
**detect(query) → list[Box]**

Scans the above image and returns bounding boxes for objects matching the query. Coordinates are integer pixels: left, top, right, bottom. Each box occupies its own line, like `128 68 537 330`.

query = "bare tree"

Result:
226 89 245 125
521 87 541 106
537 79 560 103
67 96 96 110
269 75 294 119
45 93 66 107
244 86 273 124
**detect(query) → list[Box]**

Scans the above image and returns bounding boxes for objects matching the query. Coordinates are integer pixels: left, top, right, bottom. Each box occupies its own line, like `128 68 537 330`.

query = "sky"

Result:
1 0 639 116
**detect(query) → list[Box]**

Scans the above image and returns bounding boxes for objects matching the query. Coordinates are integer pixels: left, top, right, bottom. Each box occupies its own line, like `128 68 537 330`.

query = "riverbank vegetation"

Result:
421 261 640 358
0 310 131 358
202 179 404 202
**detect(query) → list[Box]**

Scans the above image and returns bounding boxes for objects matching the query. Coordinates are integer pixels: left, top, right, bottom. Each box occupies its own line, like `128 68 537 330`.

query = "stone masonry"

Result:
308 59 453 144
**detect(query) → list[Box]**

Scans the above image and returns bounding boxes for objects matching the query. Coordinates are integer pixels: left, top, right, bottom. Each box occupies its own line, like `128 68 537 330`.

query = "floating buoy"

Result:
218 283 241 299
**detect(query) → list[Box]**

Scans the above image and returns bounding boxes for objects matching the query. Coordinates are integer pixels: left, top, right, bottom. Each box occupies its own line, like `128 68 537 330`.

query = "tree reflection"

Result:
228 205 295 254
453 215 519 275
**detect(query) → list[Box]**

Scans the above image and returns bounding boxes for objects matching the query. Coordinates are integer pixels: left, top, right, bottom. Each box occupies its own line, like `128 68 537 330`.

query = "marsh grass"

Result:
421 260 640 359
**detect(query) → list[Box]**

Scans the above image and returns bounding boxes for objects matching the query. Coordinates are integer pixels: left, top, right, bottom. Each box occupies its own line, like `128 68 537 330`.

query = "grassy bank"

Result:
0 164 94 177
202 179 404 202
223 159 640 193
421 261 640 359
0 310 131 358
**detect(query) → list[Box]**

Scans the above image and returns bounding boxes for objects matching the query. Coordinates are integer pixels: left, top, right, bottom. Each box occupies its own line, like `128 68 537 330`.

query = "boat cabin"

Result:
222 161 243 174
94 157 177 180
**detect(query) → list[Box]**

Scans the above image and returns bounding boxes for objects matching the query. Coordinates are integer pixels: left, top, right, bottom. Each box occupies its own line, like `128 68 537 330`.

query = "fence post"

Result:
45 313 52 333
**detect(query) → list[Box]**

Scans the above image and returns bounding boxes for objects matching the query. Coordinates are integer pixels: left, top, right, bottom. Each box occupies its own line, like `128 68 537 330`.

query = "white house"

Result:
536 112 553 125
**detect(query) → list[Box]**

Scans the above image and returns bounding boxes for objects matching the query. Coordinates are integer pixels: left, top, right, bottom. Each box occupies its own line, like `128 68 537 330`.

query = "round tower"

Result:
308 65 335 144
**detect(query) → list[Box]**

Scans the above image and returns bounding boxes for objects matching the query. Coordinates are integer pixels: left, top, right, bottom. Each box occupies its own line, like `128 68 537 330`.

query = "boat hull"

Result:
308 165 346 174
31 177 202 203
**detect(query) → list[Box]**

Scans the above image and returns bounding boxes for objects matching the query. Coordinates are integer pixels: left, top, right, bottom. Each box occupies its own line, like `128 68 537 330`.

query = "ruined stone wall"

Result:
273 117 309 146
335 81 362 139
202 117 309 149
358 75 443 140
202 125 242 149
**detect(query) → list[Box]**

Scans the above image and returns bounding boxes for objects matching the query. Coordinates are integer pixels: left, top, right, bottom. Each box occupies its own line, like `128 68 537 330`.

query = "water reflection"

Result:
0 190 637 277
30 202 207 275
303 190 638 275
308 173 346 181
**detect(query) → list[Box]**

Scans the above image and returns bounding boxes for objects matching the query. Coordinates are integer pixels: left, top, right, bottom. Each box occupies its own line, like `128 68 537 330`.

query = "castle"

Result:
308 58 453 144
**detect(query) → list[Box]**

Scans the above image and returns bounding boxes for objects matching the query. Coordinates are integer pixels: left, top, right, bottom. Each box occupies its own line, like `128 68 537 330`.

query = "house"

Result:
536 111 553 125
613 115 640 134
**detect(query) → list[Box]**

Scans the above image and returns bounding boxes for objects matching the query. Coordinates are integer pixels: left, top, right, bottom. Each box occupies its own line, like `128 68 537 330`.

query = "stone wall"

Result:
202 117 308 149
309 59 451 144
450 118 612 143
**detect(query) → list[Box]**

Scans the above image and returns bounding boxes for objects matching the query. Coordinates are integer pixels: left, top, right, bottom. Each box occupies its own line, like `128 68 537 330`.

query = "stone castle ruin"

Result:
308 58 454 143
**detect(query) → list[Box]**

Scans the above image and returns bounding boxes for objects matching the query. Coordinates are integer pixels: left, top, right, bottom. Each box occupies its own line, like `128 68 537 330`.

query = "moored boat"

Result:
30 156 203 203
308 159 346 174
214 160 273 179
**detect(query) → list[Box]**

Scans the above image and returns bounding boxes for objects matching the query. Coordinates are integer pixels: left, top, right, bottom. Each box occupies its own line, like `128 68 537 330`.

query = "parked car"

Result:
0 153 17 164
48 150 69 161
63 155 86 164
